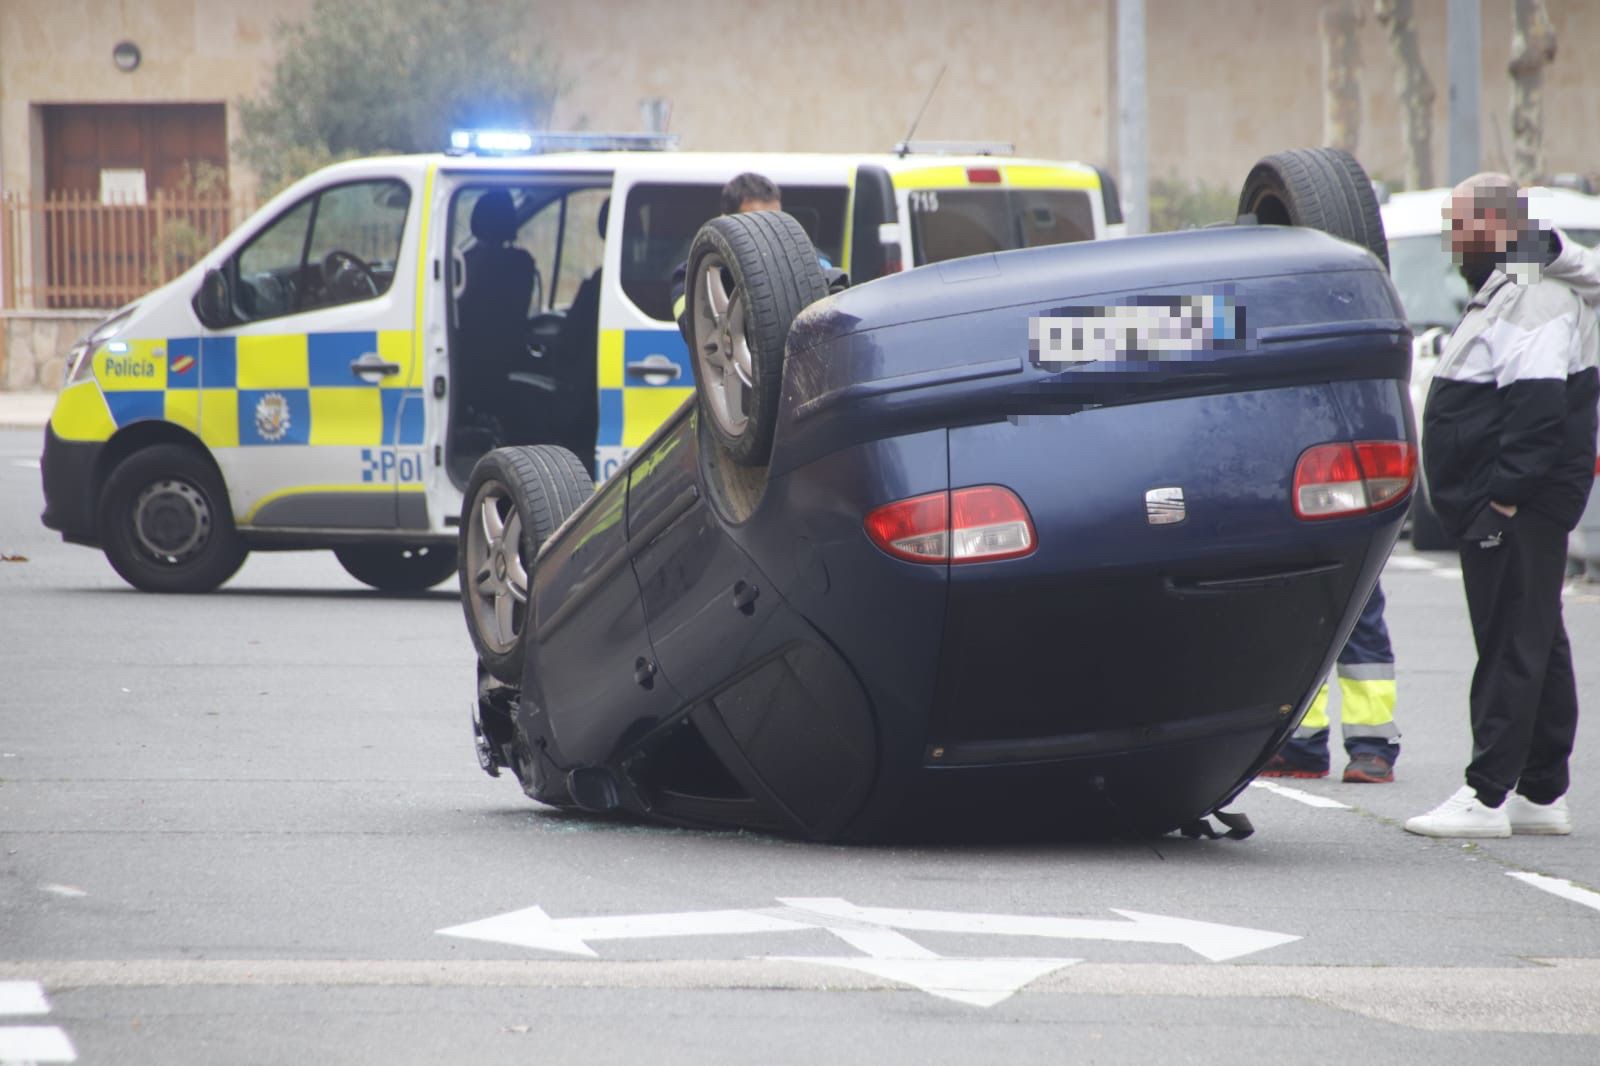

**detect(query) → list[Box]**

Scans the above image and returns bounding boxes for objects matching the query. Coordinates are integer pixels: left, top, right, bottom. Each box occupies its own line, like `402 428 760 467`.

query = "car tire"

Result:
1408 492 1452 551
685 210 829 467
334 544 458 591
98 443 247 593
1238 147 1390 271
459 445 595 684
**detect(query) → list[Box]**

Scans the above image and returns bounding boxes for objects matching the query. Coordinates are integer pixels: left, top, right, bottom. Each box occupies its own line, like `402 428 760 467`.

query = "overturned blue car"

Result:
458 147 1415 842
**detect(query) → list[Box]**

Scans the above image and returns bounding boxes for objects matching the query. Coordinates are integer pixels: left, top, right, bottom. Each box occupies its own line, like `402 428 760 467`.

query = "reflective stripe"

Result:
1335 662 1395 682
599 330 625 389
1001 164 1099 190
893 165 969 190
1299 683 1332 732
622 387 692 448
413 163 436 390
671 293 687 322
1338 676 1397 731
1343 720 1401 740
242 481 423 525
49 381 117 442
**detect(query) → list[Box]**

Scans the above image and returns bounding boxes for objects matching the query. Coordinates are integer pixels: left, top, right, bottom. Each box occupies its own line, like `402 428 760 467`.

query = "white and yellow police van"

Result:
40 132 1121 591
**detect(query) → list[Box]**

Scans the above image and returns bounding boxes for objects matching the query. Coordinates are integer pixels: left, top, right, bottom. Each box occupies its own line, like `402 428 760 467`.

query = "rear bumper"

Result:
39 425 102 545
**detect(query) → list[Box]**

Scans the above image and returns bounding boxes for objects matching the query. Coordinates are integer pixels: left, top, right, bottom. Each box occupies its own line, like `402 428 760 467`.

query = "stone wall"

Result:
2 312 101 392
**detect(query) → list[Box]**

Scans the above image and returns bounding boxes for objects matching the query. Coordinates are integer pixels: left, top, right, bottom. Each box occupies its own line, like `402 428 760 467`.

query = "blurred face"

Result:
738 197 781 214
1447 188 1517 257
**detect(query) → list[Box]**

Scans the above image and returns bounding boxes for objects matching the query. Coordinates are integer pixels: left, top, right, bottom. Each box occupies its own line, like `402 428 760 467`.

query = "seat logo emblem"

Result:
1146 487 1185 525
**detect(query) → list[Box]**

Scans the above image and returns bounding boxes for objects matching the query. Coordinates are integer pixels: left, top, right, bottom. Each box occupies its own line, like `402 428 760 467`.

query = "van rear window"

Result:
909 188 1095 266
620 183 847 322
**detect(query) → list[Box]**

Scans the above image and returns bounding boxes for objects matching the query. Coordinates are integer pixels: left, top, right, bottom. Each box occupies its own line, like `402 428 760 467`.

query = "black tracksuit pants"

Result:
1458 509 1578 807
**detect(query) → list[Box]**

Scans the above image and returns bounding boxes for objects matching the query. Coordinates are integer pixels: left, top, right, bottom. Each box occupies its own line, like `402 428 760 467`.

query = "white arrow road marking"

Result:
770 953 1081 1008
0 983 46 1016
777 898 1301 963
0 1026 76 1063
766 914 1080 1007
436 905 813 957
1507 872 1600 914
0 981 75 1063
1248 779 1352 810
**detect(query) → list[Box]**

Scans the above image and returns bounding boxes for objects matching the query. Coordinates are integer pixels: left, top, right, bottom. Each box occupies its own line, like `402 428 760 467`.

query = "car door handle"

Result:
625 355 682 382
351 353 402 379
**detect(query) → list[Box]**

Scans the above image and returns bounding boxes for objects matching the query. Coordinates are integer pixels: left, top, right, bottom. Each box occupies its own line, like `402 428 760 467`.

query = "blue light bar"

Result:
447 129 679 155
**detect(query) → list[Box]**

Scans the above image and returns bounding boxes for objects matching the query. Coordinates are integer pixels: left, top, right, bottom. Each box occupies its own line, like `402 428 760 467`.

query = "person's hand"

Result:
1490 501 1518 517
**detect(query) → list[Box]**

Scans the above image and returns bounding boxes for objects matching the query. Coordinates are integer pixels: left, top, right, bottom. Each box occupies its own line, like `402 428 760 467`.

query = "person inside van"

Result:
457 188 537 431
669 172 783 334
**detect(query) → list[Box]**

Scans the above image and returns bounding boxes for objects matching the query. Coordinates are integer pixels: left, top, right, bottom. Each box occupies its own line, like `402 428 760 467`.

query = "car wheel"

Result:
1408 492 1452 551
685 211 829 467
1237 147 1390 271
98 443 247 593
334 544 458 591
459 445 595 684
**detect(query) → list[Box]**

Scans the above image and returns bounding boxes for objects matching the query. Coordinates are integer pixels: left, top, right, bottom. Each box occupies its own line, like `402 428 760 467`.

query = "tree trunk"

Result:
1375 0 1436 189
1321 1 1363 154
1509 0 1557 184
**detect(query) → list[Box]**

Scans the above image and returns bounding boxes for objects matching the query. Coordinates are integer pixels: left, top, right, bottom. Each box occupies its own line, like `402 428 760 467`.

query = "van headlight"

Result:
64 306 136 386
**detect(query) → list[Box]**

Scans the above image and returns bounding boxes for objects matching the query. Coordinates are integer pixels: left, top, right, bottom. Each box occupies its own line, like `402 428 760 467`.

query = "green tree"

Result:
239 0 562 193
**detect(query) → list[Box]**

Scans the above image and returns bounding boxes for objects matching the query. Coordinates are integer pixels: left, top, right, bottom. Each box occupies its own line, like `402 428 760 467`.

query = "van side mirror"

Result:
193 269 232 329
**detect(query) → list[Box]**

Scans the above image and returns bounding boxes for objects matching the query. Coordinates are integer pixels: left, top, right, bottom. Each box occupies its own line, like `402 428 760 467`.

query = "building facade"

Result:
3 0 1598 388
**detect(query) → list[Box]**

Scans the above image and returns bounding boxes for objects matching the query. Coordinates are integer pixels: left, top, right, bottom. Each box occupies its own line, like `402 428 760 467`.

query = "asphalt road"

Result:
2 426 1598 1065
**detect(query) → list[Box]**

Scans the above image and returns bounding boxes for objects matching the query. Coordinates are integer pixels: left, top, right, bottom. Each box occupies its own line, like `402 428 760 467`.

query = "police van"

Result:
40 132 1122 592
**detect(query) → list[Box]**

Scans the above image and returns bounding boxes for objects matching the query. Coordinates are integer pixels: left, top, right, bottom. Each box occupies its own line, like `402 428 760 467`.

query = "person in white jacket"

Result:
1407 173 1600 838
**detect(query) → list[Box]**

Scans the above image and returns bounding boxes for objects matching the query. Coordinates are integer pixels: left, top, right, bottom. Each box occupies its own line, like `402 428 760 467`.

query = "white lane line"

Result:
0 1026 76 1063
0 981 47 1015
1247 780 1351 810
1431 567 1463 580
1507 872 1600 914
9 459 40 470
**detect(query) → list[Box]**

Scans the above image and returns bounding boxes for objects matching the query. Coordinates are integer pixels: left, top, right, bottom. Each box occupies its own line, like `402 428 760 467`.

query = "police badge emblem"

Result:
255 392 291 442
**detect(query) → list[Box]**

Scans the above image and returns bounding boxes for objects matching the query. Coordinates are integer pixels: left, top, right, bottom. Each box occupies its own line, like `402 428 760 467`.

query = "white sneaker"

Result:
1506 793 1572 836
1404 786 1511 838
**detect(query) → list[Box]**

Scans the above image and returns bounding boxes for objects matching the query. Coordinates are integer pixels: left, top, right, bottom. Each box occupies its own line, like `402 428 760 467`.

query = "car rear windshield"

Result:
620 183 848 322
908 187 1096 266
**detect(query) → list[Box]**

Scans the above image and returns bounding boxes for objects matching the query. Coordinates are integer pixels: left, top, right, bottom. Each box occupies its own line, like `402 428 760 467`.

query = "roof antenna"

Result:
898 64 948 157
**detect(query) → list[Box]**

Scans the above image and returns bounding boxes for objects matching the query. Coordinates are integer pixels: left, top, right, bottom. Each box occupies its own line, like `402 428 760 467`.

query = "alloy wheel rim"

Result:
466 483 528 655
691 253 753 439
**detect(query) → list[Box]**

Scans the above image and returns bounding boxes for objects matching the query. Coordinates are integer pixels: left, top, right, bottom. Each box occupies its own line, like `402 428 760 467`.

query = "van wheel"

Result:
98 444 247 593
1237 147 1390 271
686 211 829 467
460 445 594 684
334 544 458 591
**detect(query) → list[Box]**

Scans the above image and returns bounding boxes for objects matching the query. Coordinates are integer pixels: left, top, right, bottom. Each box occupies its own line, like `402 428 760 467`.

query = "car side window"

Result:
230 179 411 325
619 183 847 323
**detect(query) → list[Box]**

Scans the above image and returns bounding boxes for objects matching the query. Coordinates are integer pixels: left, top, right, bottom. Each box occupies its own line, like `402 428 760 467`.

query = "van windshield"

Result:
908 187 1096 266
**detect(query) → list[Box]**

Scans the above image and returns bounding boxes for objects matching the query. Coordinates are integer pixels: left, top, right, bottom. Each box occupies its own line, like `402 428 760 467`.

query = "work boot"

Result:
1342 752 1394 784
1404 786 1510 838
1506 793 1572 836
1259 748 1329 779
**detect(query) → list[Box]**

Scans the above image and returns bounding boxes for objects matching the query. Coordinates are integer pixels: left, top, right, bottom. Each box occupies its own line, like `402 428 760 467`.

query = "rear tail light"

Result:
1293 441 1416 520
966 166 1002 184
865 485 1036 564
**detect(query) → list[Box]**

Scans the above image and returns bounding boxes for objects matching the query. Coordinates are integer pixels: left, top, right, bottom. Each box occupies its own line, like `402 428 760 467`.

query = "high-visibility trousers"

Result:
1290 580 1400 761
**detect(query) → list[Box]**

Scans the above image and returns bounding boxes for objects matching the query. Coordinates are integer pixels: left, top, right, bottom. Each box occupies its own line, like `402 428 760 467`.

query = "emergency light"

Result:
447 129 679 156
